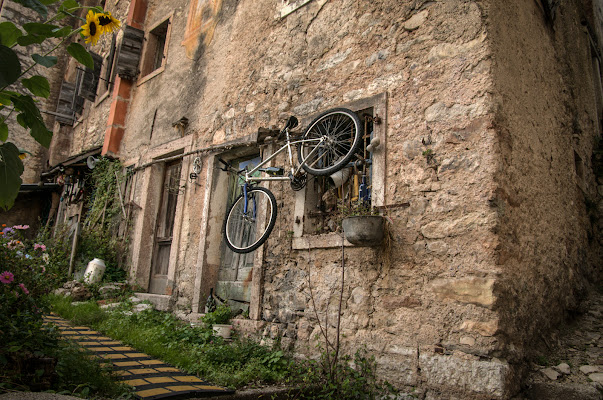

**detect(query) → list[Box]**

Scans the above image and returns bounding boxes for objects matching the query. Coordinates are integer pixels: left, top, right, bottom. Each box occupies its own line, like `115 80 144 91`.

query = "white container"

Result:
83 258 106 284
212 324 232 339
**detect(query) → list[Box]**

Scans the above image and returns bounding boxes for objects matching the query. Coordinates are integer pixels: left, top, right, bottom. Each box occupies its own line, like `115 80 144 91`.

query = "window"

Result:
291 93 387 249
96 34 118 102
139 16 172 81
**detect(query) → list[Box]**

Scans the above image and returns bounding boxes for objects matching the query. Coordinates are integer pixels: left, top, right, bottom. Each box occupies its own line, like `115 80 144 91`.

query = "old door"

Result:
218 155 261 312
150 160 182 294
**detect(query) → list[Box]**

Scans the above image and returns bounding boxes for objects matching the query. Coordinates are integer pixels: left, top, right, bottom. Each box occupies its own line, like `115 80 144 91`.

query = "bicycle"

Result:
220 108 363 253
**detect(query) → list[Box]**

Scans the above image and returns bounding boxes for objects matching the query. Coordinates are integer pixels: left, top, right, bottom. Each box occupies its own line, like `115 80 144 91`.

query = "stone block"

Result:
418 353 511 398
431 277 496 308
404 10 428 31
134 293 171 311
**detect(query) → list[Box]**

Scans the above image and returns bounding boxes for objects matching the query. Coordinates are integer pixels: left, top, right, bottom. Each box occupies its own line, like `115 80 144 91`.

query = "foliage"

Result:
337 200 380 218
0 0 117 210
201 303 233 326
0 224 58 390
49 296 294 389
53 340 132 399
84 157 124 229
295 349 396 400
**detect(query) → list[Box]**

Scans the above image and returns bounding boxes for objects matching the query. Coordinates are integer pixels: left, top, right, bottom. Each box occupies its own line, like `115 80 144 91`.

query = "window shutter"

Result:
78 52 103 102
55 81 84 125
115 25 144 80
55 81 76 125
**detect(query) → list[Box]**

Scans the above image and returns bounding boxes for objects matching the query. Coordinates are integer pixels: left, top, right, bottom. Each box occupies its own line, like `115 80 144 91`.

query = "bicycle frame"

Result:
243 128 325 183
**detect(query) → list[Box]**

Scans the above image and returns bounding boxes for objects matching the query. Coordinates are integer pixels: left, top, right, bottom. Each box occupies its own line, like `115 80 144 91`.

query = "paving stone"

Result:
556 363 571 374
580 365 599 374
541 368 560 380
588 372 603 383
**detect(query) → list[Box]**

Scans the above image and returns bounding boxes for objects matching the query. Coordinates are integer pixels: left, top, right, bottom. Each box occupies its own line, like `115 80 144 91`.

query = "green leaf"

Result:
10 0 48 19
40 0 60 4
23 23 60 37
0 45 21 88
29 118 52 148
50 26 72 38
16 113 27 128
0 92 13 106
0 22 23 47
0 122 7 142
0 142 24 211
58 0 79 16
22 75 50 98
10 94 43 121
17 34 46 46
32 54 58 68
67 42 93 69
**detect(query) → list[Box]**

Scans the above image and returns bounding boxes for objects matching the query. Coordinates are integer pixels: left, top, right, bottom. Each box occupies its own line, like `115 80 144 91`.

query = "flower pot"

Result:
83 258 106 284
213 324 233 339
342 215 385 246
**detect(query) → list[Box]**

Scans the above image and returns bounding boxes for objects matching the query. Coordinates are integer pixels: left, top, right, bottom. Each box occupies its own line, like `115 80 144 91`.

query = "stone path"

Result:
43 314 234 400
518 288 603 399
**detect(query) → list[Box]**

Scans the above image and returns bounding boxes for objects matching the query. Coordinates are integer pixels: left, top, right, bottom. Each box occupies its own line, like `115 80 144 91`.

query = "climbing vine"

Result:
84 157 123 228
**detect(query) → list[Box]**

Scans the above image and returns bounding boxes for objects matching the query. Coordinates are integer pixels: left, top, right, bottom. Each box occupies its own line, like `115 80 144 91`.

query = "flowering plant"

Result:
0 223 60 385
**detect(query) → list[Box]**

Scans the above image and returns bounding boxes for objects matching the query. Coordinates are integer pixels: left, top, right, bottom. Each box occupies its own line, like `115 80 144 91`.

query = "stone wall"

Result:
489 0 603 365
45 0 603 398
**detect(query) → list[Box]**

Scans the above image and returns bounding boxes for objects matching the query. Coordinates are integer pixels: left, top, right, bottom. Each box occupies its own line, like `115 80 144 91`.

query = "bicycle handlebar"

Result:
218 158 245 175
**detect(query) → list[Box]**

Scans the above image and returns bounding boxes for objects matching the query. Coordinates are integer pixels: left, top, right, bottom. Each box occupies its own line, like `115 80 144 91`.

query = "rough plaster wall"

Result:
488 0 602 364
117 0 510 396
59 0 603 396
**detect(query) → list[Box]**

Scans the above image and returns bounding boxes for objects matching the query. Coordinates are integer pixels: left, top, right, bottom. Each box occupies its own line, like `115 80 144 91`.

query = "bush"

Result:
0 224 62 390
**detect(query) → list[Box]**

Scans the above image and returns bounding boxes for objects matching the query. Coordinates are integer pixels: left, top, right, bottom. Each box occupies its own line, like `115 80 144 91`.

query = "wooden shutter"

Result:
78 52 103 102
115 25 144 80
55 81 76 125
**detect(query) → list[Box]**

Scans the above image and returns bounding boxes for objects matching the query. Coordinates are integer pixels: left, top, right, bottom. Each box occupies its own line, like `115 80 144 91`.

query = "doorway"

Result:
149 160 182 294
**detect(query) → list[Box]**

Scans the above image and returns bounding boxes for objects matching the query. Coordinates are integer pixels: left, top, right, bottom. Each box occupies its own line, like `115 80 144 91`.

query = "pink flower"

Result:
0 271 14 284
34 243 47 252
40 265 46 273
12 225 29 230
18 283 29 295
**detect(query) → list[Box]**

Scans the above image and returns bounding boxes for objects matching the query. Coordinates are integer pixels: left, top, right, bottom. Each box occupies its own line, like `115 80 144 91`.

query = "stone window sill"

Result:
292 232 353 250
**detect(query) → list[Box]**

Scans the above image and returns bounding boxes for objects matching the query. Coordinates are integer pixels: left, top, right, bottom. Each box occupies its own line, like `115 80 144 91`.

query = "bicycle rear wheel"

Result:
223 187 277 253
297 108 362 176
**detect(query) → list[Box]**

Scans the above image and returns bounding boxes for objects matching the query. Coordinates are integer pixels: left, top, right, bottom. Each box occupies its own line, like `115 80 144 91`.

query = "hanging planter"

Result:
342 215 385 246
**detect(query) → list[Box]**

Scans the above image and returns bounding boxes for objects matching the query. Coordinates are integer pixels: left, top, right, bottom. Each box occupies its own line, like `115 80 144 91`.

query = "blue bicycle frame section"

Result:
242 183 257 220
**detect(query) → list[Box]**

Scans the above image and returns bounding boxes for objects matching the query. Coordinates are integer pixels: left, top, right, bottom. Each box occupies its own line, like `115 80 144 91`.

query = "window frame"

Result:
138 13 173 85
291 92 387 250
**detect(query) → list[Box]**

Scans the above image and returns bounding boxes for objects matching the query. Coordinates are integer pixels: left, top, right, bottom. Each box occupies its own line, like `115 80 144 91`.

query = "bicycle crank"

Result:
289 172 307 191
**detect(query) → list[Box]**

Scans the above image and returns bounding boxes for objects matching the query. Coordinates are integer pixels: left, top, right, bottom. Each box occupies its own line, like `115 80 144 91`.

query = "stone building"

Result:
41 0 603 398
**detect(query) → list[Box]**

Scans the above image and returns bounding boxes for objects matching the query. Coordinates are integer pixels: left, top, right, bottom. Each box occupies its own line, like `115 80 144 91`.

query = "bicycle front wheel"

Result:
297 108 363 176
223 187 278 253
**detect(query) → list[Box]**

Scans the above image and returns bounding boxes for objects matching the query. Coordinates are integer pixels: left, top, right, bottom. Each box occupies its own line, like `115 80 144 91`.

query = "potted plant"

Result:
202 303 233 339
340 200 385 246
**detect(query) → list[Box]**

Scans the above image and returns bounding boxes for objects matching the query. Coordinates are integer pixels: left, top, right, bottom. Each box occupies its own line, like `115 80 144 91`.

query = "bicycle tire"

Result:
223 187 278 253
297 108 363 176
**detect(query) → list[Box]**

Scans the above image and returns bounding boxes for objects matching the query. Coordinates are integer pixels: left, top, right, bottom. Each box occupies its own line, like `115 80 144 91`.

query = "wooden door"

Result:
218 155 261 312
150 161 182 294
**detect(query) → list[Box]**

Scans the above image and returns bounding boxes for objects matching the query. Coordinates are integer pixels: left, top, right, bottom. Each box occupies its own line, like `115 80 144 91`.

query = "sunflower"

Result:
81 10 101 45
97 11 121 34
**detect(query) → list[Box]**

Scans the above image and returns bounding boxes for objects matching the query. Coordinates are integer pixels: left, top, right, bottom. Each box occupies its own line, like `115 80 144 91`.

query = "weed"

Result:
48 296 294 389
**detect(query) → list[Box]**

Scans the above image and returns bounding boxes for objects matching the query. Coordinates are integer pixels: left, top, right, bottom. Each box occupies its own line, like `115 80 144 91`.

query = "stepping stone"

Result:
43 315 233 399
